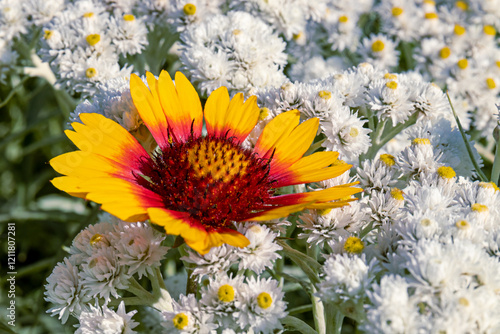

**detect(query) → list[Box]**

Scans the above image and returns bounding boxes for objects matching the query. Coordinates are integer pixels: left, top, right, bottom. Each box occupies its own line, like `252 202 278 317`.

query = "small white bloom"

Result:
44 257 91 324
79 247 131 302
235 223 282 274
162 294 218 334
235 276 287 334
75 301 139 334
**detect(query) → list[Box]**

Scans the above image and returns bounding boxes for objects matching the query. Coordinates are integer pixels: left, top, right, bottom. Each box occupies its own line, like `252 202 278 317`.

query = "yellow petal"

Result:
130 73 169 147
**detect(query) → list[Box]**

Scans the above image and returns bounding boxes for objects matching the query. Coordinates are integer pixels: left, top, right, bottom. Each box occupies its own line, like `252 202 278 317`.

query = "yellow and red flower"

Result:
50 71 361 254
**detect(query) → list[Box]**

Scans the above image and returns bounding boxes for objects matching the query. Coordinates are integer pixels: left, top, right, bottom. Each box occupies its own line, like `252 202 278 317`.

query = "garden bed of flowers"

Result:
1 0 500 333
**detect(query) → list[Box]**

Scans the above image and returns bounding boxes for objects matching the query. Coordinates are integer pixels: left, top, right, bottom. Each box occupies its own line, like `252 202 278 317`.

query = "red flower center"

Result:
135 136 275 230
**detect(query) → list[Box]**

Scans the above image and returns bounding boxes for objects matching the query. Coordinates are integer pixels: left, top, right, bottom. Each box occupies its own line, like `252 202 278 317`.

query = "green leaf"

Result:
446 92 488 182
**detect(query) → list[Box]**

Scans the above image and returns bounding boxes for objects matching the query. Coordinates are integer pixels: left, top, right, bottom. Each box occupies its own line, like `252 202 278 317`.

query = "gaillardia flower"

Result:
50 71 361 254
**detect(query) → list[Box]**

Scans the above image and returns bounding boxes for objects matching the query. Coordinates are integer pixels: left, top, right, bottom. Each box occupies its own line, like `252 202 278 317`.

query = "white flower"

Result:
113 221 170 278
321 108 371 163
298 202 369 250
69 219 118 266
359 34 400 69
199 274 246 328
168 0 224 32
235 277 287 334
396 137 443 178
23 0 64 25
317 253 377 318
364 275 428 333
75 301 139 334
356 155 400 192
79 247 131 302
44 257 91 324
235 223 282 274
180 11 287 96
230 0 317 40
181 244 238 280
366 77 413 126
162 294 218 334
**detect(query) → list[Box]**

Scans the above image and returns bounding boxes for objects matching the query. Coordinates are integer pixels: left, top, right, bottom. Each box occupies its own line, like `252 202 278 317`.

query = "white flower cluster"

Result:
280 0 500 140
162 274 287 333
179 11 287 96
0 0 62 82
39 0 148 96
305 116 499 331
44 214 169 324
253 63 454 164
182 223 282 279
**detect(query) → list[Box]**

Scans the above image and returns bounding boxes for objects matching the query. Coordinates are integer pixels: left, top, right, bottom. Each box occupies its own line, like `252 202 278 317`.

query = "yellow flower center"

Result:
232 29 241 35
249 224 262 233
349 127 359 137
218 284 235 303
384 73 397 80
439 46 451 59
259 107 269 121
371 40 385 52
479 182 500 192
293 32 303 40
459 297 469 306
496 61 500 68
85 68 97 78
420 218 432 226
386 81 398 90
456 220 470 230
412 138 431 145
338 15 348 23
318 90 332 100
454 24 466 35
172 313 188 329
90 233 103 245
187 139 248 182
86 34 101 46
484 25 496 36
391 7 403 16
343 236 364 254
390 188 404 201
457 58 468 69
486 78 496 89
123 14 135 21
257 292 273 309
437 166 456 179
471 203 488 212
455 1 468 10
424 12 439 20
83 12 94 18
424 0 435 4
44 30 53 39
183 3 197 15
380 153 396 166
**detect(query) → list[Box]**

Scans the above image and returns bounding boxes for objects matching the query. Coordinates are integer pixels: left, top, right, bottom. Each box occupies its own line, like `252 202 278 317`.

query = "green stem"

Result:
0 76 30 108
362 112 419 161
491 136 500 185
127 277 154 299
310 286 326 334
178 244 198 295
281 315 318 334
372 118 388 146
288 304 313 315
446 92 488 182
325 303 344 334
